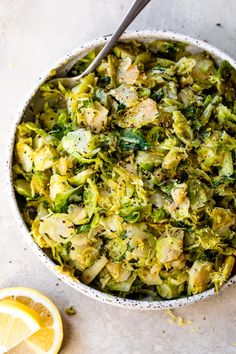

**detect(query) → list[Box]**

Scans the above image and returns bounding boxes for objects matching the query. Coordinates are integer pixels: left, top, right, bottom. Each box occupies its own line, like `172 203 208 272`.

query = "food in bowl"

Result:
12 39 236 300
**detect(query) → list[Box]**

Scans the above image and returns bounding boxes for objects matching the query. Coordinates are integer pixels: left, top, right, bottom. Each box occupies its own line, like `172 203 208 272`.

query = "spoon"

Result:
49 0 151 88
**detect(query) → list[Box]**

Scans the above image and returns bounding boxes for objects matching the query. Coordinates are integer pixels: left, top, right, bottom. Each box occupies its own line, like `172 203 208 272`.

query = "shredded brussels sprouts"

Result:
13 40 236 300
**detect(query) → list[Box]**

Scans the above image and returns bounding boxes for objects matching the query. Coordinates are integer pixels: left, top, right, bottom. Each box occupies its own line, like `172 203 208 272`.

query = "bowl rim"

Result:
5 29 236 310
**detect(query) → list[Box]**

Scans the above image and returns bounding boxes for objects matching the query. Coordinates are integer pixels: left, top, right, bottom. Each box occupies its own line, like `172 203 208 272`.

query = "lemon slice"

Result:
0 299 41 353
0 288 63 354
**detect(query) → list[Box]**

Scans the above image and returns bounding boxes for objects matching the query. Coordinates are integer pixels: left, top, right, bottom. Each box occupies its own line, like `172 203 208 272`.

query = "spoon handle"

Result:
80 0 151 78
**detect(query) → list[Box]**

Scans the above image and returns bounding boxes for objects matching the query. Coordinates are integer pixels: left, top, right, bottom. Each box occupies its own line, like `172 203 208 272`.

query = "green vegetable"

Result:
106 273 137 292
218 60 236 81
156 227 184 263
84 178 99 219
34 145 58 171
39 214 75 243
81 255 108 284
106 238 128 261
136 151 162 170
116 98 158 128
211 256 235 291
188 260 213 295
119 129 149 151
61 128 99 159
14 179 32 198
151 88 164 103
54 186 81 213
69 169 94 186
65 306 77 316
173 111 194 145
157 281 185 300
152 208 168 223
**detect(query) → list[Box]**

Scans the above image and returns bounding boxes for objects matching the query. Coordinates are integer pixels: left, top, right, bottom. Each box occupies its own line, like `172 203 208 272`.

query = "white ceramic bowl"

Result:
6 30 236 310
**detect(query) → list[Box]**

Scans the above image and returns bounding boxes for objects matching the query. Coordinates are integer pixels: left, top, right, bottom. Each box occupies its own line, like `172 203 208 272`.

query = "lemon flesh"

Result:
0 299 41 353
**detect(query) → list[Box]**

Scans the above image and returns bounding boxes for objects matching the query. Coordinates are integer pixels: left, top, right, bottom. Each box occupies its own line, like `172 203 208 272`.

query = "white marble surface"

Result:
1 0 236 353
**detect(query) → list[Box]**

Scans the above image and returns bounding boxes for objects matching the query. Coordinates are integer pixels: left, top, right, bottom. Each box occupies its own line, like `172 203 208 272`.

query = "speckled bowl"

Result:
6 30 236 310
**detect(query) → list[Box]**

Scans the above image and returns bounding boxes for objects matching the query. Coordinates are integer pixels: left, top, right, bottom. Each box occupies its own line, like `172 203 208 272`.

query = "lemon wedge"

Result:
0 299 41 353
0 287 63 354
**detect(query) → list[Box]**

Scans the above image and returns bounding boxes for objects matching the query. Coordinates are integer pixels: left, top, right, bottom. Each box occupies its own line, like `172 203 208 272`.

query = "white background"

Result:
1 1 236 353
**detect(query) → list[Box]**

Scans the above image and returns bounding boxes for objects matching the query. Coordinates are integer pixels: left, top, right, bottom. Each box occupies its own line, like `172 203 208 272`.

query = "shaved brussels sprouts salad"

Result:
13 40 236 300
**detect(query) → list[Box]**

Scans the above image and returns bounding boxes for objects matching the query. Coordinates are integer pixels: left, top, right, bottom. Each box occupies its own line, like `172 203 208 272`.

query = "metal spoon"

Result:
49 0 151 88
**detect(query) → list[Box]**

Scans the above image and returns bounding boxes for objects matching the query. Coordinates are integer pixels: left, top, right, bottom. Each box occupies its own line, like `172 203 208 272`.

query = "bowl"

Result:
6 30 236 310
